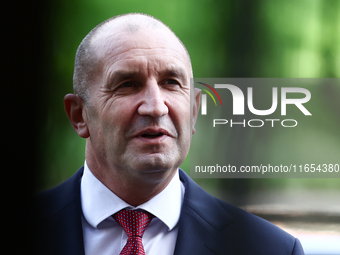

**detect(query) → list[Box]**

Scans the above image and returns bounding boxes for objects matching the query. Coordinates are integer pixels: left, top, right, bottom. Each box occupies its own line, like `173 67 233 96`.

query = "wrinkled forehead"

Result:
89 20 192 76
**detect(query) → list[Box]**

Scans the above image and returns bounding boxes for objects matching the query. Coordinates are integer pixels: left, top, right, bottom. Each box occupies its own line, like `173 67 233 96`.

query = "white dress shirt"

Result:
81 161 185 255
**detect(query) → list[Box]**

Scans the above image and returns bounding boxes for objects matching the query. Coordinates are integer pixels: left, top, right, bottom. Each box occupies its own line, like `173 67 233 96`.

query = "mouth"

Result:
136 128 171 140
141 132 164 139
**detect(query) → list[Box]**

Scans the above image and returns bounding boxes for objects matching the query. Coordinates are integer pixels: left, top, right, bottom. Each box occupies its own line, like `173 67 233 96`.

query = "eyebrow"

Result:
105 70 138 88
162 68 187 80
112 71 136 81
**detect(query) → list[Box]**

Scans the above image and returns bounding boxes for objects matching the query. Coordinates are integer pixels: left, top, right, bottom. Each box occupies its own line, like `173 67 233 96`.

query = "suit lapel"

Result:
174 170 234 255
174 204 230 255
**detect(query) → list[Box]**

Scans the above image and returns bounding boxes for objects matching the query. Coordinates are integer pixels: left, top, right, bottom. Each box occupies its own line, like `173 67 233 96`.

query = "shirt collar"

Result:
81 161 184 231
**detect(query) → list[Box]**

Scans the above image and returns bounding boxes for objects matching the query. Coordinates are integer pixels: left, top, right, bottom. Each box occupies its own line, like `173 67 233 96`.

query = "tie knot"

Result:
114 210 153 238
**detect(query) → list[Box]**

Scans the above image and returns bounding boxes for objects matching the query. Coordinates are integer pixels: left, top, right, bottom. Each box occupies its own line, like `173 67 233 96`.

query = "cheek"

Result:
168 99 191 138
101 109 129 137
102 99 139 140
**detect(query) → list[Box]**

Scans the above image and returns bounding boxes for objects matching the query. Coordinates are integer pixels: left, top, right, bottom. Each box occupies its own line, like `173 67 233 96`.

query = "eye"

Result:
116 81 141 91
113 81 141 95
164 79 180 86
119 81 135 88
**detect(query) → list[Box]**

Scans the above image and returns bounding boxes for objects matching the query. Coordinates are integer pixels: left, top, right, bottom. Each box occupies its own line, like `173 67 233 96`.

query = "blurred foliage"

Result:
39 0 340 199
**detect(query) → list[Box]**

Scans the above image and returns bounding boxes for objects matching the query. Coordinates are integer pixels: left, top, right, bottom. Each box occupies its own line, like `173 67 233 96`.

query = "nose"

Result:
137 80 169 118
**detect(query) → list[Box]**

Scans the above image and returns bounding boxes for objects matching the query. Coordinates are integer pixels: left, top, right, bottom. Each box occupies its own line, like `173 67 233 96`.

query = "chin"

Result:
131 153 179 173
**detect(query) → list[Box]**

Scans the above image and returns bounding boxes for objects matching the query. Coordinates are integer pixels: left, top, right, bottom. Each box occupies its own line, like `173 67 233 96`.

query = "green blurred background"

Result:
38 0 340 207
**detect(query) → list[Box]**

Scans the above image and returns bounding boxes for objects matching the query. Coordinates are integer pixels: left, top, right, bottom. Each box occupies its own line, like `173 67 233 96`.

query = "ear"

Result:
64 94 90 138
191 88 201 134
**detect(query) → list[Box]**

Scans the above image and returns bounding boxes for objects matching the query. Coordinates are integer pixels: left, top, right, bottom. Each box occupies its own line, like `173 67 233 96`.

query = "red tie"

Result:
113 210 154 255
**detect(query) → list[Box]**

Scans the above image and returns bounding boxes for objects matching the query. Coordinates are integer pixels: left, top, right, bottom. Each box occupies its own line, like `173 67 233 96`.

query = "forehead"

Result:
91 24 192 78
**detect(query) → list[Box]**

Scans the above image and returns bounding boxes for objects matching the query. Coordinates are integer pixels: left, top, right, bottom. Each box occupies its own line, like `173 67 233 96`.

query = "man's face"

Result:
84 26 199 181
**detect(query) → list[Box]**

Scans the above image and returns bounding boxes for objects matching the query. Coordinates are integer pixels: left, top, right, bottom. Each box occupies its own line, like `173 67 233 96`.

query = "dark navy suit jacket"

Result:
36 167 304 254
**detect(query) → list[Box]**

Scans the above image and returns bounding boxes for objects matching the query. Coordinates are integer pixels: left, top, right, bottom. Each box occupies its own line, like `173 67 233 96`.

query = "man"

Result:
36 13 304 254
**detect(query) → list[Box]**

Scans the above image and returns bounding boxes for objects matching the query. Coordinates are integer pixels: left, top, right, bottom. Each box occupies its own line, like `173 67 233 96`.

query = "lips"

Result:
136 128 172 139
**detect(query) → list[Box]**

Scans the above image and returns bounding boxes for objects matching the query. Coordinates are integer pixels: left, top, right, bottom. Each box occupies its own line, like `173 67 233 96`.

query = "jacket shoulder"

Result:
217 199 303 254
34 168 85 255
36 167 84 221
178 169 304 254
